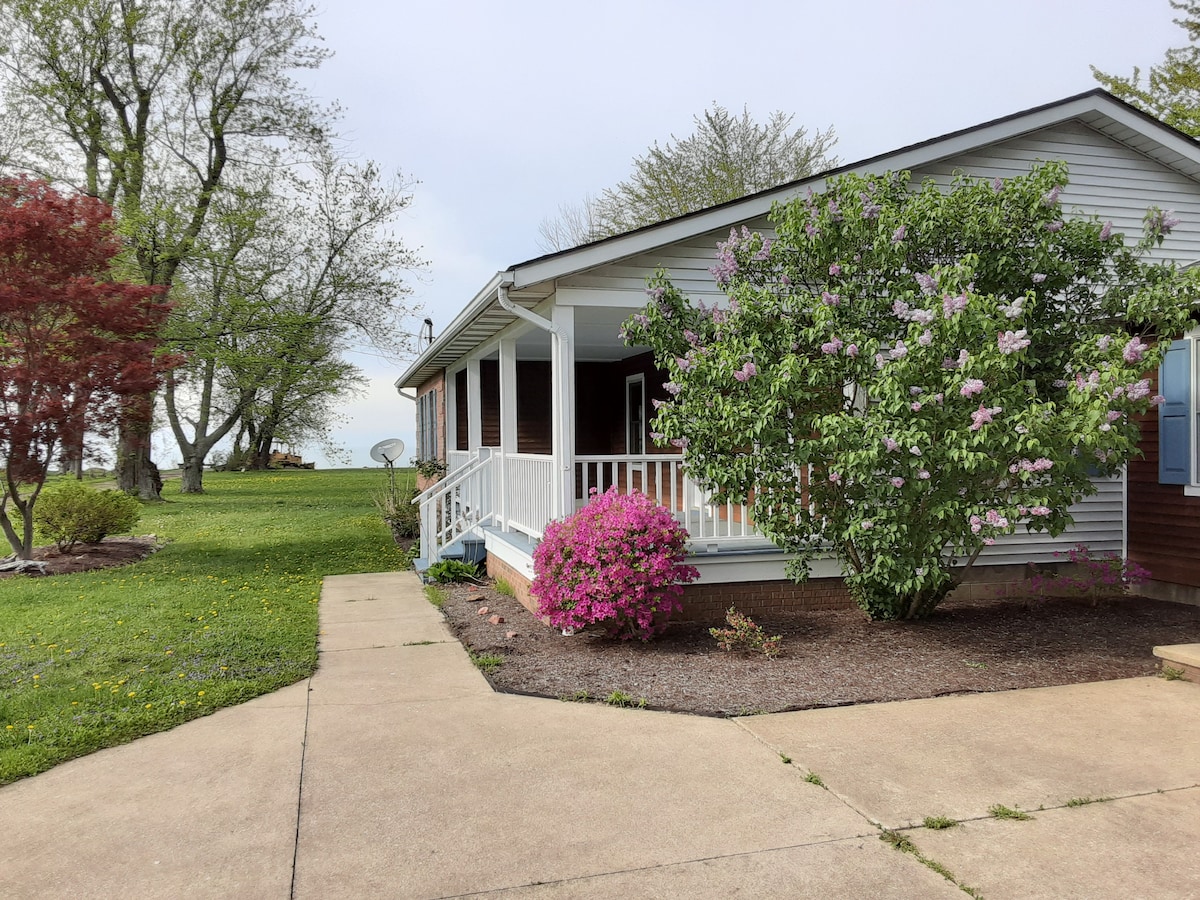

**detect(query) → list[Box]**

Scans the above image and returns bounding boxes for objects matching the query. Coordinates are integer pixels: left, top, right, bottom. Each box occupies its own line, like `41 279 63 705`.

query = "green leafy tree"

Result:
624 162 1196 620
1093 1 1200 135
0 0 336 498
538 104 837 251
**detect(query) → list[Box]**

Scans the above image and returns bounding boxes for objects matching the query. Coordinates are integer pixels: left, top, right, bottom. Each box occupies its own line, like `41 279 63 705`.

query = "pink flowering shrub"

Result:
532 487 699 640
1028 544 1151 604
710 607 783 658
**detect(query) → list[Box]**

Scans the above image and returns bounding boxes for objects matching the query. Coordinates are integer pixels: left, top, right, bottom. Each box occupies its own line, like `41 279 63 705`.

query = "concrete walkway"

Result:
1 571 1198 899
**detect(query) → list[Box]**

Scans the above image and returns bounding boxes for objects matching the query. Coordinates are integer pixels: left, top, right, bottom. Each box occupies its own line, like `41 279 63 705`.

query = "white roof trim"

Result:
398 91 1200 389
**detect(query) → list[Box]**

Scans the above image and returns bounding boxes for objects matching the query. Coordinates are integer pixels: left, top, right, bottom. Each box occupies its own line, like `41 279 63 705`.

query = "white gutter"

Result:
495 282 558 334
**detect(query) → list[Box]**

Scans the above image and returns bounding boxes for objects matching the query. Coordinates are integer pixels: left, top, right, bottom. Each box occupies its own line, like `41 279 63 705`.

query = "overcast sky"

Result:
218 0 1183 469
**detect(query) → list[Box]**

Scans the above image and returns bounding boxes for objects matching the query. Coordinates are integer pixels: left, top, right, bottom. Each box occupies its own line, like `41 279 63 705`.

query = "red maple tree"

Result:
0 176 174 560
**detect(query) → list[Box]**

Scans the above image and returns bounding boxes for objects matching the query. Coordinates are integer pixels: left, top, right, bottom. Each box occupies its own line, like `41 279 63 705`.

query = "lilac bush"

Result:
532 487 699 640
623 161 1196 620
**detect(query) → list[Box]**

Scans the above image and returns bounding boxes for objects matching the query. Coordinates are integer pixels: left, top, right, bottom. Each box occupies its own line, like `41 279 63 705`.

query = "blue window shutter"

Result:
1159 339 1192 485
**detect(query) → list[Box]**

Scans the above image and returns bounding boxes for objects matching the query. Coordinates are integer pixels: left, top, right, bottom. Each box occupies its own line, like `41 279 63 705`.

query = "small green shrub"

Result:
710 607 783 658
1160 665 1185 681
493 577 515 597
376 485 420 540
34 482 141 551
411 457 447 481
426 559 480 583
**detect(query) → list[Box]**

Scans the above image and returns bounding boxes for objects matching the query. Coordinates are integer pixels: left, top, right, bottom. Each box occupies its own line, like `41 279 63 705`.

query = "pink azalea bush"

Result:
1028 544 1151 603
532 487 699 640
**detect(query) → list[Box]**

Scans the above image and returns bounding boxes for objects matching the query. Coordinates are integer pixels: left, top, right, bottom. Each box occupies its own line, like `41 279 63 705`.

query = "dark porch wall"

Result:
575 354 671 454
454 369 468 451
1128 371 1200 587
467 354 671 457
475 359 551 453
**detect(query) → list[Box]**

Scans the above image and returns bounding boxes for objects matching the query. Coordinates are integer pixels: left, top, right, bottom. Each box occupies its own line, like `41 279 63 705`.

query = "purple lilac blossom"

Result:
910 446 922 456
829 264 842 276
1045 221 1064 232
997 329 1031 354
890 477 905 488
918 330 933 347
970 405 1002 431
960 378 985 398
883 437 900 452
1122 337 1148 363
891 224 907 243
1099 221 1113 241
846 343 859 358
1032 273 1047 284
914 272 937 295
821 337 844 355
1042 185 1062 206
943 292 968 317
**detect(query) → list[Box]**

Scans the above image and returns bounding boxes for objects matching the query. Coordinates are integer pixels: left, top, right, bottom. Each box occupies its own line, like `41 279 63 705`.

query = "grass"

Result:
1065 795 1111 807
604 690 646 709
803 772 825 787
493 577 515 597
0 468 411 786
988 803 1034 821
468 652 504 674
922 816 958 830
880 829 977 895
424 584 448 608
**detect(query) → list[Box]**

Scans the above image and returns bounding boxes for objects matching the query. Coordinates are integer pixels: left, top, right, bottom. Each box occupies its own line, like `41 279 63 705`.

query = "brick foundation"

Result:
485 553 1052 627
677 578 853 621
486 555 543 620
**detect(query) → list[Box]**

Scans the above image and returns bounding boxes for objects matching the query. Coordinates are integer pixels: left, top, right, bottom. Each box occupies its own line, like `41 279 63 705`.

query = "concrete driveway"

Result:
1 571 1197 899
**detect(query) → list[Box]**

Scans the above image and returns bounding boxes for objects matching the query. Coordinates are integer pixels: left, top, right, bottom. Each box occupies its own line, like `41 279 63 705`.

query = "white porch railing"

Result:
574 454 766 545
447 450 471 472
413 450 496 562
500 453 554 539
417 451 771 564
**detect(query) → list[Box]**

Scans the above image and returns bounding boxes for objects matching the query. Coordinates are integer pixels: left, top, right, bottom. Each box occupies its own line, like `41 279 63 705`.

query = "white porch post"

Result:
551 305 575 520
466 358 482 451
498 338 518 532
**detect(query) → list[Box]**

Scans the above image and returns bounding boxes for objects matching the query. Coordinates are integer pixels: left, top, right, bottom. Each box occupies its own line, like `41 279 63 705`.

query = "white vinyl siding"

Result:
974 475 1125 565
918 120 1200 264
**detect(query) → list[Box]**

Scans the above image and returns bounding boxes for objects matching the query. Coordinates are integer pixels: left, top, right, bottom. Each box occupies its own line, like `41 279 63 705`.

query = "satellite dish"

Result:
370 438 406 465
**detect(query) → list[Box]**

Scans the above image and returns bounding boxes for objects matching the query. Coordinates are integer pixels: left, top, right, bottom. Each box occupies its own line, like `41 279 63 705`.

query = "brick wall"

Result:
486 555 544 621
415 370 446 492
678 578 854 621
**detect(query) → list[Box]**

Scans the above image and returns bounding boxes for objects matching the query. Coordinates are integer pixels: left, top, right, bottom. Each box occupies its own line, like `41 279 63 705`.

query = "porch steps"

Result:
1153 644 1200 684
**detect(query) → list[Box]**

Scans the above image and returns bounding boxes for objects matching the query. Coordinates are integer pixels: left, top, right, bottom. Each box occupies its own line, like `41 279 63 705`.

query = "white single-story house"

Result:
396 89 1200 619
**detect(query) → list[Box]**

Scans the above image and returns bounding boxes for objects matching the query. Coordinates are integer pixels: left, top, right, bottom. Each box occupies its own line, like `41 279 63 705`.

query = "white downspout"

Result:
496 283 570 522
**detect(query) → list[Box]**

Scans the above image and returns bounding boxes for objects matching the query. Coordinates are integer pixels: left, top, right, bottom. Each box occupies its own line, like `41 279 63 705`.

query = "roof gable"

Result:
398 90 1200 388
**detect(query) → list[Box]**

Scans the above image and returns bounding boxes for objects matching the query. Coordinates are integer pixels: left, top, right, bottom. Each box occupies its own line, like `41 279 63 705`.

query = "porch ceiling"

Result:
513 305 649 362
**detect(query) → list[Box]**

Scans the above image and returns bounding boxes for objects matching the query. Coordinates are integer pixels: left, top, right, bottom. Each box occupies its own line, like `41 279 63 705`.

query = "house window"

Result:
417 388 439 461
1159 329 1200 492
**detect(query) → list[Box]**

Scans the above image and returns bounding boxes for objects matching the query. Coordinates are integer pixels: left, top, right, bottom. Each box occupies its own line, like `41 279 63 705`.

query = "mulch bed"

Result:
439 580 1200 717
0 537 162 578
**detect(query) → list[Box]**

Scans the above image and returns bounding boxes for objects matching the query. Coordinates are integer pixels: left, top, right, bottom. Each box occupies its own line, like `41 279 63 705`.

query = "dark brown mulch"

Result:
0 537 162 578
438 581 1200 717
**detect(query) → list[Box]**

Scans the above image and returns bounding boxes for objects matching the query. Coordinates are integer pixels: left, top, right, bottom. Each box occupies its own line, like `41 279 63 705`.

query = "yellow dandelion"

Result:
144 703 152 709
127 691 136 697
197 690 205 697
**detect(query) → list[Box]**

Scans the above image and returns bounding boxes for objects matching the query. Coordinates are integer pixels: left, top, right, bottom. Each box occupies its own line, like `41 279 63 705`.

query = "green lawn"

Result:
0 468 414 785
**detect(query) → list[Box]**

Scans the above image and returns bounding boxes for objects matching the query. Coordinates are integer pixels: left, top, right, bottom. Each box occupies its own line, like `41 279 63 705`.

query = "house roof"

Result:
397 89 1200 390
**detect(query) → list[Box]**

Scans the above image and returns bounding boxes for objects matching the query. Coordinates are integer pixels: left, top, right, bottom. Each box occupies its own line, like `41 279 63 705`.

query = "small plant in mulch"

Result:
1027 544 1151 604
426 559 481 584
709 607 783 658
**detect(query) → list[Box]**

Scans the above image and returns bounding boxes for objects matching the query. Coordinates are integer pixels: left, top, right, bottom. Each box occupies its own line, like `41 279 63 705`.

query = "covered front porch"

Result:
415 289 775 566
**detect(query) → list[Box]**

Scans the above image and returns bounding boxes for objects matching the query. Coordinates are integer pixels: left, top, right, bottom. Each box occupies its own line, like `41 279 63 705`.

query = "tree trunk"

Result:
179 453 205 493
116 393 164 500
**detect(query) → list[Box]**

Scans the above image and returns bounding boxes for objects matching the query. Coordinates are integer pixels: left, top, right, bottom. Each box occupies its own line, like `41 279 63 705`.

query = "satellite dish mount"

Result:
369 438 407 498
